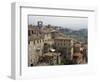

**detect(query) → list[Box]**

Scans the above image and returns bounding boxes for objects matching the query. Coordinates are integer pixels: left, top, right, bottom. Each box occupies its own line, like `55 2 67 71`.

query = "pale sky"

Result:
28 15 88 30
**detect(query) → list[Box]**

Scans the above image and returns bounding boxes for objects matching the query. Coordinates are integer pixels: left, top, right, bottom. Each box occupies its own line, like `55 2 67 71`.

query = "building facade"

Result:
28 21 82 66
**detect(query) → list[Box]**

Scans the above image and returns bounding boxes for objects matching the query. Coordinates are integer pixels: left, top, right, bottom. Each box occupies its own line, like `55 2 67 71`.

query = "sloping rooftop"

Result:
28 34 44 41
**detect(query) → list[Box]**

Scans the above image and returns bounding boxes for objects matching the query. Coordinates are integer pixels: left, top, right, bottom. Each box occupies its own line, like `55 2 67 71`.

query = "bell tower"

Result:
37 21 43 29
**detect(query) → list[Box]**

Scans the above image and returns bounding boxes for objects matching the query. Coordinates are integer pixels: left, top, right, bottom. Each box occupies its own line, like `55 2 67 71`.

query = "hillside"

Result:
59 28 88 43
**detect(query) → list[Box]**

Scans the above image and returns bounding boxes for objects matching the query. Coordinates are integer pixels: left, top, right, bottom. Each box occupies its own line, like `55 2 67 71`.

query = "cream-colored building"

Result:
54 37 74 60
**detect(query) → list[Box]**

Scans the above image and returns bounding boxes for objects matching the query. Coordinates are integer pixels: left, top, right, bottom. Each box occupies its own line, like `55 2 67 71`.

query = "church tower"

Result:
37 21 43 29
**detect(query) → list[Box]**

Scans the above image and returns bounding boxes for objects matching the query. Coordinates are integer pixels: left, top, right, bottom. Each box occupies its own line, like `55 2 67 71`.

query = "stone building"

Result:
28 21 55 66
54 37 74 60
72 42 83 64
28 34 44 66
28 21 82 66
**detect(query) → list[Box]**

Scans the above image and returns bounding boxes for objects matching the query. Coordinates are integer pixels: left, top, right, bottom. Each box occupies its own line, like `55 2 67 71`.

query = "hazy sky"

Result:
28 15 88 30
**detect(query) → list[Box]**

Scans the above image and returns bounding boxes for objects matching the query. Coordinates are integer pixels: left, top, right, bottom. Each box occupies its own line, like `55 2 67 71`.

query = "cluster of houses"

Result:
28 21 87 66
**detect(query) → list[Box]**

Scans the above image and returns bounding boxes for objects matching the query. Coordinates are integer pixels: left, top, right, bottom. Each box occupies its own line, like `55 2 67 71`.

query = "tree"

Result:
58 46 71 65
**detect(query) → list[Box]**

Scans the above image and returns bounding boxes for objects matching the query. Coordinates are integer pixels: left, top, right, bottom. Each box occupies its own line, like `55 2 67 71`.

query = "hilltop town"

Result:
28 21 88 66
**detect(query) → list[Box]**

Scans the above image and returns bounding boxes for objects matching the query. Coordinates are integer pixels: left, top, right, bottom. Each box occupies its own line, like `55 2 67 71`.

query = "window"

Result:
40 40 41 43
32 31 34 34
33 40 35 44
28 41 30 44
28 30 31 36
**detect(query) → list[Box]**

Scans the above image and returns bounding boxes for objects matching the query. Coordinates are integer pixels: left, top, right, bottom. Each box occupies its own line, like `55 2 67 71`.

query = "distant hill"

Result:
59 28 88 43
